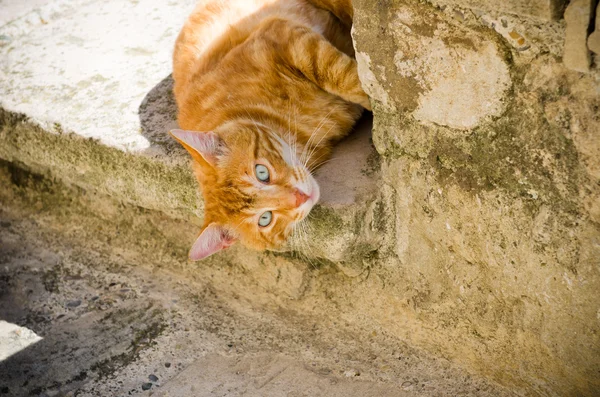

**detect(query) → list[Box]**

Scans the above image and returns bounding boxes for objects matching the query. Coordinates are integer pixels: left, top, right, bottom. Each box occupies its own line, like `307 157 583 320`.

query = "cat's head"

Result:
170 121 320 260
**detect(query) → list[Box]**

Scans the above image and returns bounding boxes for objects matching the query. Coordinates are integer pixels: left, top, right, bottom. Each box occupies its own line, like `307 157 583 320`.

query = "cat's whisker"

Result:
242 108 271 143
309 106 337 145
290 223 312 268
287 100 293 148
308 156 340 172
302 114 338 166
291 107 303 166
298 221 319 271
306 148 332 171
304 122 337 169
229 217 249 237
301 114 328 163
301 106 339 165
283 101 305 169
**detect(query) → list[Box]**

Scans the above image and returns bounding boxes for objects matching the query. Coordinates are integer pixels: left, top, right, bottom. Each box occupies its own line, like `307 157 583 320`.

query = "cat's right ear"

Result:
169 129 226 168
189 223 236 261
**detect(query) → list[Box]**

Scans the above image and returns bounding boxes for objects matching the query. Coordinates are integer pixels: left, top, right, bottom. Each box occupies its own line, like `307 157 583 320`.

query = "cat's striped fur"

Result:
170 0 370 260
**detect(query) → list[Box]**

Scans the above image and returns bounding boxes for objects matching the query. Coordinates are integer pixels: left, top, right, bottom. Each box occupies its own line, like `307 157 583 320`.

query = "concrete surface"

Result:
0 321 42 362
0 0 61 32
0 161 512 397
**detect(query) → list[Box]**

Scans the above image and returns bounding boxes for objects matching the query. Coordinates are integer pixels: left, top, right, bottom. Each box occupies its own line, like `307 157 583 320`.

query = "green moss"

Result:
0 109 199 221
373 199 387 232
309 205 346 237
361 148 381 177
0 158 193 264
426 100 582 217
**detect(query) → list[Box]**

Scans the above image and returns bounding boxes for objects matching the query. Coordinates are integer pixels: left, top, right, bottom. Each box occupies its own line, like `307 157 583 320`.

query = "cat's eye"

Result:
255 164 270 182
258 211 273 227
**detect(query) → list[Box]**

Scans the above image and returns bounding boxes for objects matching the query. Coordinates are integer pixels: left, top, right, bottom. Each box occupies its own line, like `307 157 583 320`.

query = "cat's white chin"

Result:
308 176 320 205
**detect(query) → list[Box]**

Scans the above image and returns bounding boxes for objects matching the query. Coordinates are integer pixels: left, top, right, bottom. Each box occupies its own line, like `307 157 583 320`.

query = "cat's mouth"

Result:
297 177 320 218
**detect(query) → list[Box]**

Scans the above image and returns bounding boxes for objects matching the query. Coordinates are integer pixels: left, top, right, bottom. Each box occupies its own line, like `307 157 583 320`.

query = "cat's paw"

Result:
362 98 372 111
358 96 372 111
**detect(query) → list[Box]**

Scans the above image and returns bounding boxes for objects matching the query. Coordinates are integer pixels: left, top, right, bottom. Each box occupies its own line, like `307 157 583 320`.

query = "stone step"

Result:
0 0 380 265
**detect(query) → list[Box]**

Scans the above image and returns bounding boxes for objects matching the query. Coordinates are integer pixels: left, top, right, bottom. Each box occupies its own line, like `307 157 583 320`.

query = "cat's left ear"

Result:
189 223 237 261
169 129 226 168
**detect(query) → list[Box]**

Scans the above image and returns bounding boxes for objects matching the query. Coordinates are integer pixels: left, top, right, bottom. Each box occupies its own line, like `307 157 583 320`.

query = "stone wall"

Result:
1 0 599 395
351 0 599 394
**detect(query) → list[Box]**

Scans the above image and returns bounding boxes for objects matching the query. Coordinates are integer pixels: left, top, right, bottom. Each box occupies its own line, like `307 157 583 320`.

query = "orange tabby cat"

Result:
170 0 370 260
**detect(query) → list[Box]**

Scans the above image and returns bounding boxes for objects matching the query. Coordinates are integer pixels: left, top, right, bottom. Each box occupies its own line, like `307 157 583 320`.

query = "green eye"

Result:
258 211 273 227
255 164 270 182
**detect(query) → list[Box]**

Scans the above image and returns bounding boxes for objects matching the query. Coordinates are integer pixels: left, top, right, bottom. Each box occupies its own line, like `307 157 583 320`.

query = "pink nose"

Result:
294 189 310 207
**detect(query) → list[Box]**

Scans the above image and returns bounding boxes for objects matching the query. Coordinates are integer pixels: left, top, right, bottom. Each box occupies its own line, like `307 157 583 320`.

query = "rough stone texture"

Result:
427 0 568 21
356 4 511 130
0 0 380 263
563 0 594 72
0 162 512 396
353 0 600 395
1 0 600 396
587 2 600 54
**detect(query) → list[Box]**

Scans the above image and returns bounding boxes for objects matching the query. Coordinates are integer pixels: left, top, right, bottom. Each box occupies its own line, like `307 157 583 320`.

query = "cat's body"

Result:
171 0 370 260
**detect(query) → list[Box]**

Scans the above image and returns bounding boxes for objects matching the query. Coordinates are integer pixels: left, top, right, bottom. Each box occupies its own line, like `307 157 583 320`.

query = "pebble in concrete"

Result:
141 383 152 391
66 299 81 308
563 0 594 72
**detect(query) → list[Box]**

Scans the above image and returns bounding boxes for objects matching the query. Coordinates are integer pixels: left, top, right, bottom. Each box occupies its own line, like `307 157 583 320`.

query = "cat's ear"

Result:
189 223 236 261
169 129 226 167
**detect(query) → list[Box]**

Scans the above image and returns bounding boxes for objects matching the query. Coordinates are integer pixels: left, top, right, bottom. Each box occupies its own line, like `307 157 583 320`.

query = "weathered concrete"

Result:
358 2 512 129
0 161 512 396
1 0 600 396
0 0 58 32
0 321 42 361
353 0 600 395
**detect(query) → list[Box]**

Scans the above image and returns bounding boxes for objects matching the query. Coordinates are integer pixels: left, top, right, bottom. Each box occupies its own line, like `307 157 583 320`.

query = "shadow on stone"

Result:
138 74 187 160
0 255 167 397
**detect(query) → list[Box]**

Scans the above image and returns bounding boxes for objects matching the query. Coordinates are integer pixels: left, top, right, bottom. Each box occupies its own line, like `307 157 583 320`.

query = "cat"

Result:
170 0 371 260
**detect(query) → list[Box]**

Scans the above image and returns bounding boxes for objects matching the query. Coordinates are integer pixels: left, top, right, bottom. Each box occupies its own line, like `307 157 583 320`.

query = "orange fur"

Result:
171 0 370 259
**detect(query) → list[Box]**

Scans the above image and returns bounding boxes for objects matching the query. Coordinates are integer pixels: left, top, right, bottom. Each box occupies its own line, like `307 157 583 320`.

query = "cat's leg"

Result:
305 0 353 27
260 18 371 110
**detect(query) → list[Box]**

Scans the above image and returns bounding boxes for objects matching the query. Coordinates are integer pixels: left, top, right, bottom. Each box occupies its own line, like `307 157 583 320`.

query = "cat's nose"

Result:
294 189 310 207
